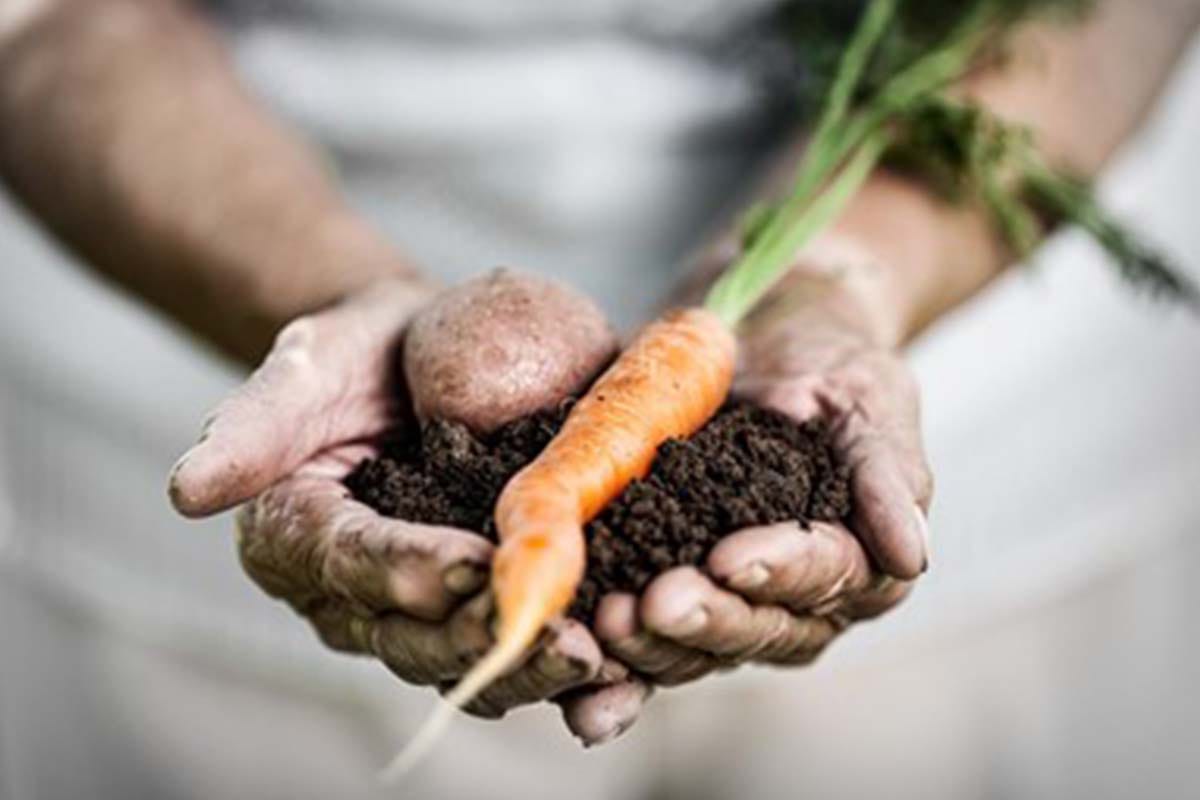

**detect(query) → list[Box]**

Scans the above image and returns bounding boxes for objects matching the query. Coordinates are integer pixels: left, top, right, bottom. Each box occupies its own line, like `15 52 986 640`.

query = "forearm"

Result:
695 0 1200 349
0 0 420 364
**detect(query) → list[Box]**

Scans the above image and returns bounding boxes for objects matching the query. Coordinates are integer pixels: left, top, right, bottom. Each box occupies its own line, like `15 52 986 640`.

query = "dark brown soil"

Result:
346 403 851 622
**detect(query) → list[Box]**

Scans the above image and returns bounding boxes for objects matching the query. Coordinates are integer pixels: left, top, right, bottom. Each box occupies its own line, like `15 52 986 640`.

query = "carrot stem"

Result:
704 0 996 331
792 0 896 198
705 129 891 328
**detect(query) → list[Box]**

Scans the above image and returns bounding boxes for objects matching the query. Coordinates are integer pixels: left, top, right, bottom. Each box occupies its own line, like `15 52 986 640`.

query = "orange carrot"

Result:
493 306 736 651
384 307 735 778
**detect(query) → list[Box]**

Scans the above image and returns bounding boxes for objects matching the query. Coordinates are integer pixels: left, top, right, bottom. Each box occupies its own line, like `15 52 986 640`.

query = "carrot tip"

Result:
378 698 458 783
379 631 533 782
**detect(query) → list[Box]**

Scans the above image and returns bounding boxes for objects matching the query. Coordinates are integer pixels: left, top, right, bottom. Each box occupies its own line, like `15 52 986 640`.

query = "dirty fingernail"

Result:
169 424 215 481
167 444 214 514
168 449 192 483
443 563 487 595
666 608 708 638
168 440 204 485
727 562 770 591
167 461 190 507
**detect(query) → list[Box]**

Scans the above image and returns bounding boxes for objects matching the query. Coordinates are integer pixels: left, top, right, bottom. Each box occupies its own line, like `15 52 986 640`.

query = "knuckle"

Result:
297 515 332 596
656 655 717 686
448 619 493 670
849 576 914 620
811 563 859 614
273 316 321 353
646 566 711 608
376 635 441 687
754 612 803 661
881 578 915 608
456 675 522 718
433 530 492 570
747 374 825 420
724 607 795 664
823 610 854 633
460 695 507 720
782 617 842 665
781 637 833 667
616 635 682 678
319 514 440 616
517 662 562 699
607 633 651 665
306 602 363 654
320 517 374 609
254 319 324 393
235 500 295 598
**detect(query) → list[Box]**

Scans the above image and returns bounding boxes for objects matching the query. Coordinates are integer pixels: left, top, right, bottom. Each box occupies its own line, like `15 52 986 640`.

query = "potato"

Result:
404 268 617 433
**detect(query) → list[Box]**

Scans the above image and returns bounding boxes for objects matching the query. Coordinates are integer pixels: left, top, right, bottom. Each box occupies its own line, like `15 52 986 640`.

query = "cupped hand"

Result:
593 269 932 692
168 277 638 737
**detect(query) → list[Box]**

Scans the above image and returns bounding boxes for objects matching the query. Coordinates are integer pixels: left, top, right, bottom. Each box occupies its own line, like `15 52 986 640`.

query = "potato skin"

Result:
404 268 617 433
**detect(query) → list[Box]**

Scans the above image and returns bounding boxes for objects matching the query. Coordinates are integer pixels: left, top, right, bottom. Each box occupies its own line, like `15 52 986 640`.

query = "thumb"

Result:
169 280 435 518
169 318 355 516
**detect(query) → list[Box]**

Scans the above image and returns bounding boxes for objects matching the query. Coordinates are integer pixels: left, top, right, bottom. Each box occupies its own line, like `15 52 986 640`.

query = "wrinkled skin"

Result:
170 267 932 746
170 276 628 729
591 289 932 690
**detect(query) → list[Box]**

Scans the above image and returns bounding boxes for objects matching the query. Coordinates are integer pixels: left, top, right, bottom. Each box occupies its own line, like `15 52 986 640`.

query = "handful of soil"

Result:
347 402 851 622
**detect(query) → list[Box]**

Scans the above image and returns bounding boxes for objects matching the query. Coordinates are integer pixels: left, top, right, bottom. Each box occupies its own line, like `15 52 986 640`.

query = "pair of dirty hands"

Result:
169 275 932 747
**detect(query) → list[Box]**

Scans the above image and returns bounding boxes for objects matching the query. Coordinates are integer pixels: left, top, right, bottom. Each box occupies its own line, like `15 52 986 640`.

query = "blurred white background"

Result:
1 3 1198 799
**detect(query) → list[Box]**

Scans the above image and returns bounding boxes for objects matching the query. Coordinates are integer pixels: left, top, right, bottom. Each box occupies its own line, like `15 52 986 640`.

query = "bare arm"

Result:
608 0 1200 690
0 0 424 364
694 0 1200 345
0 0 637 742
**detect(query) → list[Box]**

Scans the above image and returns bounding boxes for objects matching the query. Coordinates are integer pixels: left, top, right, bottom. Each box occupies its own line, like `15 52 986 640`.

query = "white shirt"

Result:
1 3 1198 797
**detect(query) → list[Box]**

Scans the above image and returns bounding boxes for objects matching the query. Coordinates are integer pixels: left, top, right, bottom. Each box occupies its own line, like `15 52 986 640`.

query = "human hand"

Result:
168 273 638 732
592 260 932 695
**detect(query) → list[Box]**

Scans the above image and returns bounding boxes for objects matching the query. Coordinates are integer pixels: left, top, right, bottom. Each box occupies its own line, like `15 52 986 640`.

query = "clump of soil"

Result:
346 403 851 621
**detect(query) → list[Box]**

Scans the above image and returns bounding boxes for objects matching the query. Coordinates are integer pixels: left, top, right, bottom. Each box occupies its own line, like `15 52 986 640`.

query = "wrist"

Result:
823 169 1011 345
206 208 428 365
747 168 1010 351
244 209 420 322
683 166 1009 355
741 237 907 352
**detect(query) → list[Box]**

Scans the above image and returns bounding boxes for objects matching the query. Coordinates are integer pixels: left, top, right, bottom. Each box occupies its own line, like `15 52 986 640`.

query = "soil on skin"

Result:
346 403 852 622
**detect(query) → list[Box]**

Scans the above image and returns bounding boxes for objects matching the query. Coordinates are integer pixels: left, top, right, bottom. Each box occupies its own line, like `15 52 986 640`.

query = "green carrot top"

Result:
704 0 1196 329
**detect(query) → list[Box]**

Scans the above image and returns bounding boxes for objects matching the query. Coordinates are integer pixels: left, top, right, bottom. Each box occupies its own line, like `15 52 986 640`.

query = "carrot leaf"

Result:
704 0 1195 328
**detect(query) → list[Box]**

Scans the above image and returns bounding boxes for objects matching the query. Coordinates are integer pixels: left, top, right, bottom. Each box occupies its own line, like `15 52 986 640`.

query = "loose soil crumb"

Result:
346 403 851 622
